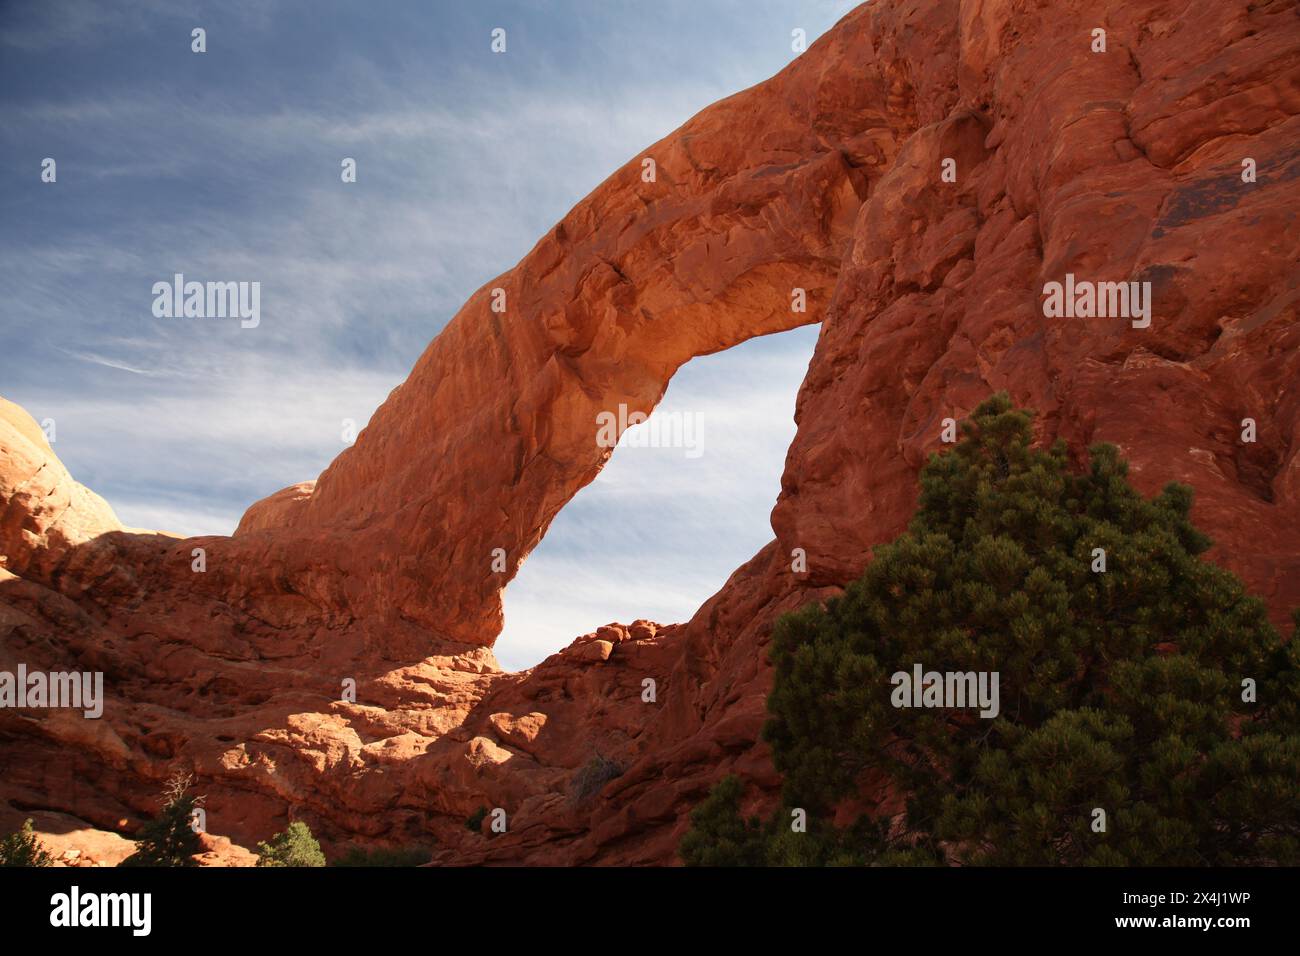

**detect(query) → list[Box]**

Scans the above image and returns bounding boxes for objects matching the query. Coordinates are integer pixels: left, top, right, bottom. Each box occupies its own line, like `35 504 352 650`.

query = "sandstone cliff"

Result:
2 0 1297 864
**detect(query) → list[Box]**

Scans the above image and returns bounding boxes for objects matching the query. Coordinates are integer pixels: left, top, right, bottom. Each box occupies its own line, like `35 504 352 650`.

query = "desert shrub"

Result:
120 772 204 867
331 844 431 867
682 394 1300 866
569 754 625 805
256 821 326 867
0 819 54 867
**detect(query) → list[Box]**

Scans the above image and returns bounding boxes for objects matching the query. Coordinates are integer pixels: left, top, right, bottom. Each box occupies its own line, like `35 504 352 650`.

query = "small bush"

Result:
0 819 55 867
569 754 625 805
331 844 431 867
256 821 326 867
464 806 487 832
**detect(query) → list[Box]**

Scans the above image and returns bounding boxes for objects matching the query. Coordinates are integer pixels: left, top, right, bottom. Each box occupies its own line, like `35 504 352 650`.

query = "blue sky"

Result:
0 0 854 668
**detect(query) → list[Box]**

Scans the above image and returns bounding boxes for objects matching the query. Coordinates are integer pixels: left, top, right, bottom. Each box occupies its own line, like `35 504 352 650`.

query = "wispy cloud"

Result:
0 0 201 51
20 358 397 535
2 1 848 666
58 348 157 376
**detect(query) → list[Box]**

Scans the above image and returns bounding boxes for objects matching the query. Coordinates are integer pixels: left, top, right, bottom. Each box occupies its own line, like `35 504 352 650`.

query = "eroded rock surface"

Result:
2 0 1297 864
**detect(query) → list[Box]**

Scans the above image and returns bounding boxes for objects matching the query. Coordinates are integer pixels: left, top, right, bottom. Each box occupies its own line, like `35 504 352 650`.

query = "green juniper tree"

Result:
256 821 326 867
679 777 768 867
120 772 205 867
682 394 1299 866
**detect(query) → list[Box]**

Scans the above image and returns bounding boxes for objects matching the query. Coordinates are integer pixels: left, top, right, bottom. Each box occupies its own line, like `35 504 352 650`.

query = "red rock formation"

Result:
1 0 1297 865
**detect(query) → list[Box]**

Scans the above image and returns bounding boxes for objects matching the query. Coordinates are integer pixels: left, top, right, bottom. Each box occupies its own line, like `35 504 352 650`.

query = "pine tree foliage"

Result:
256 820 326 867
120 772 205 867
682 394 1299 866
679 776 767 866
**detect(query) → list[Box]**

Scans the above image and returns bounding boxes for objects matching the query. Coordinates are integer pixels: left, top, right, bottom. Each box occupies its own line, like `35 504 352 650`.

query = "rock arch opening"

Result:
497 325 819 671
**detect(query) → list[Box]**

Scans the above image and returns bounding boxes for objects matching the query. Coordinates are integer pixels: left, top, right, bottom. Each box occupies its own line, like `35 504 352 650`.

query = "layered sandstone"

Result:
2 0 1297 865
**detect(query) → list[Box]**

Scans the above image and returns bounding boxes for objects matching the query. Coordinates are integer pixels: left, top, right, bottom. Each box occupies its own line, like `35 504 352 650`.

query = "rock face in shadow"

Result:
2 0 1298 864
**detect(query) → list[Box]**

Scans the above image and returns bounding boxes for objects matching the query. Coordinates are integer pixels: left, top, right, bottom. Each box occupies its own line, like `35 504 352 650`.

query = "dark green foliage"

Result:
678 777 767 866
465 806 487 833
120 773 204 867
256 821 326 867
569 754 624 805
330 844 432 867
682 393 1300 866
0 819 54 867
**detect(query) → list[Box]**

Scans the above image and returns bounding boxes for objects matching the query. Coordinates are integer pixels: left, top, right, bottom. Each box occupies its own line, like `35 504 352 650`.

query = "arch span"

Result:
229 15 895 648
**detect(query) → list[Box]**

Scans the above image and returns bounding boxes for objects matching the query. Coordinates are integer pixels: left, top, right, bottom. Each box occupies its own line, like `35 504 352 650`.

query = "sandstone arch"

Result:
228 16 892 649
